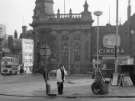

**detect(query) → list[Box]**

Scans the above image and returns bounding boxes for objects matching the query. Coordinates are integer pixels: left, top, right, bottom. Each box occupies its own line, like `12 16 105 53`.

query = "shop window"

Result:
62 35 69 40
74 35 81 40
85 41 89 60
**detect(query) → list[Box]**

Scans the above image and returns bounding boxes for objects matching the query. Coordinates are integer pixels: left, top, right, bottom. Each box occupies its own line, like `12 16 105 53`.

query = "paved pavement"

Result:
0 74 135 98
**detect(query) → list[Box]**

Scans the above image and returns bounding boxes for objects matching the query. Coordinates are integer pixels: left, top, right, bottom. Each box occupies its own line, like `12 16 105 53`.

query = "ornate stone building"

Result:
31 0 93 73
31 0 135 74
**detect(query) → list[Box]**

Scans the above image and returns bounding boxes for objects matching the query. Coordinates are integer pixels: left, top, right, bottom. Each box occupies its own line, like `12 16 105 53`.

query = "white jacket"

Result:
56 67 67 82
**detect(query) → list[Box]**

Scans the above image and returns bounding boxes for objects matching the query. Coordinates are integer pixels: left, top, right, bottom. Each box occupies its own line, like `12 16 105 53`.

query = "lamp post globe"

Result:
94 11 102 16
131 30 135 35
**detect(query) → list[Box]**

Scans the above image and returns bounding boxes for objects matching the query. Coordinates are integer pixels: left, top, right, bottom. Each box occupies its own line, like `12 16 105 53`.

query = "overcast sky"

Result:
0 0 134 35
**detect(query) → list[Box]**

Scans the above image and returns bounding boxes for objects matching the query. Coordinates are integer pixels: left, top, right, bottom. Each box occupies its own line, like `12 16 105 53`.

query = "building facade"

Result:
31 0 94 73
31 0 135 74
0 24 7 70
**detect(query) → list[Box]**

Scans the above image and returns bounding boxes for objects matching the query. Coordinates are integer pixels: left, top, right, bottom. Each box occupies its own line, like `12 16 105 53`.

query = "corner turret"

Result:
84 0 89 12
127 0 131 20
32 0 54 23
81 0 92 21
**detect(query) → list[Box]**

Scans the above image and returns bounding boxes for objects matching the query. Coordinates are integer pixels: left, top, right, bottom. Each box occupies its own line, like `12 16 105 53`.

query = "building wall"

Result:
56 29 92 73
32 22 93 73
31 0 94 73
31 0 135 73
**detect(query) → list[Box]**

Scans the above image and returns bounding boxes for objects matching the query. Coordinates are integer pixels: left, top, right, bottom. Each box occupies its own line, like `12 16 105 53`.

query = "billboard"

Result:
22 39 34 73
103 34 120 48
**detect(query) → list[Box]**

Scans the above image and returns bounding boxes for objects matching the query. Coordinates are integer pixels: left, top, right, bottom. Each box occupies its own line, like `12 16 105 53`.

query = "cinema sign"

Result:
99 48 115 56
99 48 124 56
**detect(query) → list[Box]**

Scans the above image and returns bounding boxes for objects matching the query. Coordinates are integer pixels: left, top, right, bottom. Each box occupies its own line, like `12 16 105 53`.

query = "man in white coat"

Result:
56 64 67 95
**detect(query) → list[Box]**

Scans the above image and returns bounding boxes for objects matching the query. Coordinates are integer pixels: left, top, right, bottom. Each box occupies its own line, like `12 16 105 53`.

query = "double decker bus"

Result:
1 56 20 75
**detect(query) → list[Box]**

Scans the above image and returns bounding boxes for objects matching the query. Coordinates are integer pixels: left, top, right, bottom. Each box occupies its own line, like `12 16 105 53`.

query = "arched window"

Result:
62 35 69 40
85 41 89 60
62 43 68 56
74 43 80 61
74 34 80 40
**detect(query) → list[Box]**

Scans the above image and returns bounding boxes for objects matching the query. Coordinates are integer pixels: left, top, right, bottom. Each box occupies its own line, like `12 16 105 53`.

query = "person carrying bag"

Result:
56 64 67 95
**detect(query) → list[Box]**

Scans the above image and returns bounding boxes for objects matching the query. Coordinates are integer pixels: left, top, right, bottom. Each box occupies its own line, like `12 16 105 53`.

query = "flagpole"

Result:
115 0 119 73
64 0 66 14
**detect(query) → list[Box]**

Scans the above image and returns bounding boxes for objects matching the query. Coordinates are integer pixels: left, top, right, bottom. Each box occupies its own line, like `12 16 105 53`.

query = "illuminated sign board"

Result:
22 39 34 73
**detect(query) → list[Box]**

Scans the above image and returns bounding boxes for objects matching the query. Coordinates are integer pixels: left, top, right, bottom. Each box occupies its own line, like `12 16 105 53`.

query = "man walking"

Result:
42 68 50 95
56 64 67 95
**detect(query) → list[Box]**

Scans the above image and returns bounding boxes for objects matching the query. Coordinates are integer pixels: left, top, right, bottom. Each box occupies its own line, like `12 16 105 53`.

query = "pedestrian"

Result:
20 64 24 74
42 68 50 95
92 59 96 78
43 68 49 83
56 64 67 95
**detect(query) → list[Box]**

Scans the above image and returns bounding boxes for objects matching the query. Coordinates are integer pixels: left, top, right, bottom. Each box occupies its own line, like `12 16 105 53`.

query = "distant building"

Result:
0 24 6 68
2 35 21 56
19 26 34 73
0 24 6 39
20 26 34 39
22 39 34 73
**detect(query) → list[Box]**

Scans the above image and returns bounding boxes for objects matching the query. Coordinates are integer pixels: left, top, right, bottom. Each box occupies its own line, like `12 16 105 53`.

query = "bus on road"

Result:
1 56 20 75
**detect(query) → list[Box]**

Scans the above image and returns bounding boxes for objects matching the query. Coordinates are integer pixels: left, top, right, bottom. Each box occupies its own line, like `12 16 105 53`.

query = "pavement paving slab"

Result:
0 74 135 98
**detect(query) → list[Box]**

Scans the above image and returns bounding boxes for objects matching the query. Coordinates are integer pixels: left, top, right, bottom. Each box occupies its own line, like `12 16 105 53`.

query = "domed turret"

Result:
81 0 92 21
34 0 54 17
44 0 54 15
84 0 89 12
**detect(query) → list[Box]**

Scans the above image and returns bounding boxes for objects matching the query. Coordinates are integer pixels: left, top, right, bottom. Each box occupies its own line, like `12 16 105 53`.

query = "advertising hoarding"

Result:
103 34 120 48
22 39 34 73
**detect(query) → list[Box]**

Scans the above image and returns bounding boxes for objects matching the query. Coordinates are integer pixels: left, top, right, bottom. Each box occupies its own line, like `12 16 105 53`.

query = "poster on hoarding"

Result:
22 39 34 73
103 34 120 48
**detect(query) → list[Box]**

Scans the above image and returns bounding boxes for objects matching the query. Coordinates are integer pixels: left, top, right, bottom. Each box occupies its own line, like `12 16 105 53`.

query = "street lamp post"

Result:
94 11 103 69
40 41 51 95
68 46 71 75
130 30 135 56
92 11 111 95
115 0 119 73
0 38 3 72
112 0 119 86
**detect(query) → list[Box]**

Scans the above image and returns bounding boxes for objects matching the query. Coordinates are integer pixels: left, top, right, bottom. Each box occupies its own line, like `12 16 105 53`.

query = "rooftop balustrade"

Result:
32 12 93 25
